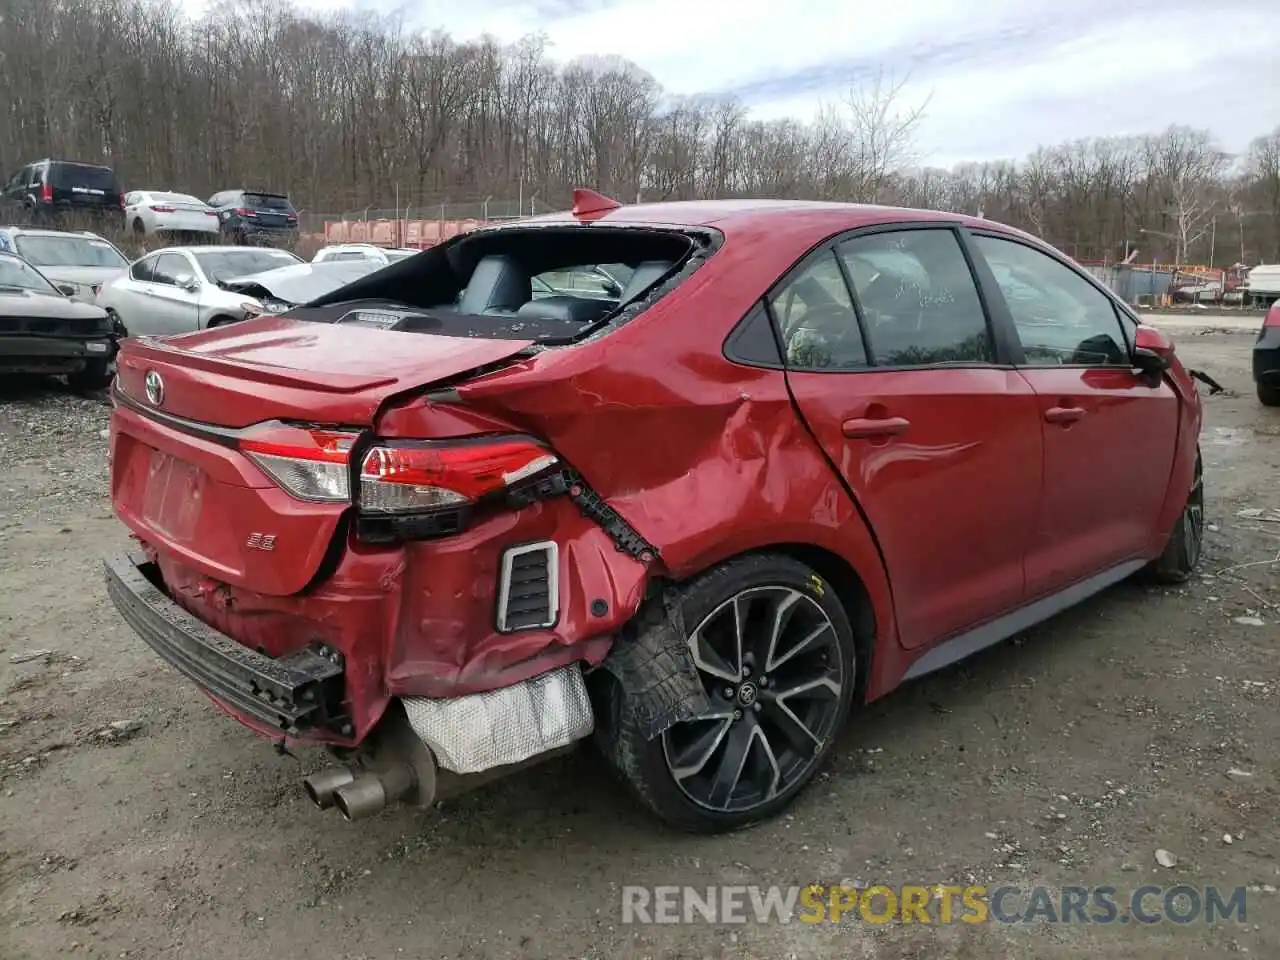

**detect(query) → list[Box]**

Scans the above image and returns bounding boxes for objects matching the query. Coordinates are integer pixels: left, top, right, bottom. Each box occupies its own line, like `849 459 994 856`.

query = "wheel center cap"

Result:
737 681 758 706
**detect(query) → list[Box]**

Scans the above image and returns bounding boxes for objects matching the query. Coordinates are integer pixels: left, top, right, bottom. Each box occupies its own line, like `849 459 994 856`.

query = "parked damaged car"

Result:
1254 300 1280 406
96 245 304 335
0 249 118 388
102 190 1205 833
221 258 387 319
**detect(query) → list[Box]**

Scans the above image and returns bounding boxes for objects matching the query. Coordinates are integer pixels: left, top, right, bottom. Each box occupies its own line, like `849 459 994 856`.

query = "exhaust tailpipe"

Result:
302 768 356 809
332 763 416 822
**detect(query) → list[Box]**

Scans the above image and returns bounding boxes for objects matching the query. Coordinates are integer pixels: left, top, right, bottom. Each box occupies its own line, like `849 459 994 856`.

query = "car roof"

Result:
519 197 1034 245
0 226 112 240
152 245 297 254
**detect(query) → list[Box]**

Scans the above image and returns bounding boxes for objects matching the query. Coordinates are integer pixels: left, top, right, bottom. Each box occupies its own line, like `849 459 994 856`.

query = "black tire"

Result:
1144 448 1204 584
67 357 114 392
1258 383 1280 407
595 553 857 833
132 218 145 238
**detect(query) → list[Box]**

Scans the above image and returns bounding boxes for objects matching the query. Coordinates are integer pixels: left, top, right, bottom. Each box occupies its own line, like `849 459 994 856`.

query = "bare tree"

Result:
0 0 1274 268
841 68 931 202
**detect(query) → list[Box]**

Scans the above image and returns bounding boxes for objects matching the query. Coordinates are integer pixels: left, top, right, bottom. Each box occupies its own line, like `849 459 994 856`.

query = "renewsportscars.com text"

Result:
621 884 1248 925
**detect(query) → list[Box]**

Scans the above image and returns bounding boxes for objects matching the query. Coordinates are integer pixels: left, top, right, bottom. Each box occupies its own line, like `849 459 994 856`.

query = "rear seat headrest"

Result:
458 255 531 315
620 260 673 303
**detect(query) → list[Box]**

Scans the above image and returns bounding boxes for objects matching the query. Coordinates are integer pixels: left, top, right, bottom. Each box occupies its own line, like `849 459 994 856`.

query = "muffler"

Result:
302 768 356 810
331 763 417 822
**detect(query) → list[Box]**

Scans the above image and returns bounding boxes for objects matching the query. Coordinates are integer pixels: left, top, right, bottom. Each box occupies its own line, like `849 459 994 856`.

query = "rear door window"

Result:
837 229 993 367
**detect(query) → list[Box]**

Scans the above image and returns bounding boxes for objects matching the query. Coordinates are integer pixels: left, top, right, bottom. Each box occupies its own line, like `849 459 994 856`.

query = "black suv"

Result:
208 189 299 247
1 159 125 226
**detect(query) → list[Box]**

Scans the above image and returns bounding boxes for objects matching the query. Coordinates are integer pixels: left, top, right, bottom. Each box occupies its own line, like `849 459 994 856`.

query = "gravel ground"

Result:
0 330 1278 960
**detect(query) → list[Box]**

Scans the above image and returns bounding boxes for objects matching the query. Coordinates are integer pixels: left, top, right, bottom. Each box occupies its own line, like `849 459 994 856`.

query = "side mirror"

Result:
178 275 201 293
1132 324 1173 374
56 283 77 297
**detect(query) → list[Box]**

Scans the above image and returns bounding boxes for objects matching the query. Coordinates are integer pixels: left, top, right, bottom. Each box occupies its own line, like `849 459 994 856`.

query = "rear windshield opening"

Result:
296 225 707 344
48 163 121 194
245 194 294 212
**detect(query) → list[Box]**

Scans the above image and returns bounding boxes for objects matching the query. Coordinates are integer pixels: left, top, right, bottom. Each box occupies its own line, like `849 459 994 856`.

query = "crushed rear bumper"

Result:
103 552 348 735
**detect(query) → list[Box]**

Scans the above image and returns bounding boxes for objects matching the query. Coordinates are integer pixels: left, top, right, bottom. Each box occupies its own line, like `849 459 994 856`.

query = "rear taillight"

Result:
287 213 298 222
205 210 218 217
1264 305 1280 328
39 184 52 203
119 193 126 210
239 424 360 502
237 427 561 540
150 204 175 213
359 437 558 514
235 207 257 217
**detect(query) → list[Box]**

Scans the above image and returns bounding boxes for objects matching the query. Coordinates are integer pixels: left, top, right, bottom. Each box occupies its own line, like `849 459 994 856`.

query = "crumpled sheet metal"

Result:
401 663 594 774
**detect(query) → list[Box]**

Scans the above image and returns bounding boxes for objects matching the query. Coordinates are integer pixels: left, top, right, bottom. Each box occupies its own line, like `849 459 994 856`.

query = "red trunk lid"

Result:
110 316 534 595
116 315 533 428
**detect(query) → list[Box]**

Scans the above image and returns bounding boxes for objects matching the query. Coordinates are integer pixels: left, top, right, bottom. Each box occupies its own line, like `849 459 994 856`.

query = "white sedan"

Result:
124 191 221 241
97 245 303 336
311 243 418 265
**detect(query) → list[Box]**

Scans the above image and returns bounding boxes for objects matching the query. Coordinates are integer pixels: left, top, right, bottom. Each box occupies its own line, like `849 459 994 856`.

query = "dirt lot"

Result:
1 327 1277 959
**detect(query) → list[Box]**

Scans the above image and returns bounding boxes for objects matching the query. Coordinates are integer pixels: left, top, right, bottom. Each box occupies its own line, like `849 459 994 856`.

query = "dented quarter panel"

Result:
446 218 901 683
386 497 644 697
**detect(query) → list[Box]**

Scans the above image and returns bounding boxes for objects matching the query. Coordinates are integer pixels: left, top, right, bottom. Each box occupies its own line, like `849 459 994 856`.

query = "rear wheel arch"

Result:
638 541 879 698
743 543 875 687
206 314 237 328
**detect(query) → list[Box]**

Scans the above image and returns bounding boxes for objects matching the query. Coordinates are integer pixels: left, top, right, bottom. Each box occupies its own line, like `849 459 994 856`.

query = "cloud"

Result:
178 0 1278 164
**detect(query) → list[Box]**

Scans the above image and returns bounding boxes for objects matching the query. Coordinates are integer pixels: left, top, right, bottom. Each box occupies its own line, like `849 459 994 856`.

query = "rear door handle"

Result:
1044 406 1086 424
842 416 911 439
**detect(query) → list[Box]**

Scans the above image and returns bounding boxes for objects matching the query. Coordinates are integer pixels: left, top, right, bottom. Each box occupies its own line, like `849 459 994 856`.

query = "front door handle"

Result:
1044 406 1086 425
842 416 911 439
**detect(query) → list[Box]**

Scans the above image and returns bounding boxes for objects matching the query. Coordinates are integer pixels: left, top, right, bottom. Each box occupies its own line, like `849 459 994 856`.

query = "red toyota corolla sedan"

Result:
103 191 1204 833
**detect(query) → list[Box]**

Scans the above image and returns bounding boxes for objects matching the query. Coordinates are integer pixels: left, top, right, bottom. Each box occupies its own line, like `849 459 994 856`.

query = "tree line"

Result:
1 0 1277 265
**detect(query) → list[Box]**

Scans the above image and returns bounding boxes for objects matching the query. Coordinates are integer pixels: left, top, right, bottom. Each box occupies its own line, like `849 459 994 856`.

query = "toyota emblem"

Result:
144 370 164 406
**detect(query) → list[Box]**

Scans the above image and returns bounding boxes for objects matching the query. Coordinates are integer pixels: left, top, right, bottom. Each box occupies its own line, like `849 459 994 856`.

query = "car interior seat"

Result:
457 255 532 315
618 261 673 304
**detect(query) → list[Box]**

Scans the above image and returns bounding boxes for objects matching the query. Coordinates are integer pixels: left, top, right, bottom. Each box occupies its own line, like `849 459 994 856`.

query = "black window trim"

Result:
723 220 1018 373
963 228 1138 368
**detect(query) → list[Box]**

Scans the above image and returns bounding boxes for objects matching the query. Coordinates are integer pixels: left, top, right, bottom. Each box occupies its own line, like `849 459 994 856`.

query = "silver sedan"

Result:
97 245 304 336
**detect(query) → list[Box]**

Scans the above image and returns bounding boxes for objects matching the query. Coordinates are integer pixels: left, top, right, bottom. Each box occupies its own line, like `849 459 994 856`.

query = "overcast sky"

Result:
194 0 1276 167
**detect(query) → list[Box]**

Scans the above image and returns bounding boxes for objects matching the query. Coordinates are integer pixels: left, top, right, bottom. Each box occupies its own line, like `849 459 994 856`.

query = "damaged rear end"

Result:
104 217 719 820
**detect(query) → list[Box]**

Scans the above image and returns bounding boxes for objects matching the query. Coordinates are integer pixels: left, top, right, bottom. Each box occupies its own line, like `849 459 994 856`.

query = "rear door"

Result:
778 225 1044 650
967 231 1179 596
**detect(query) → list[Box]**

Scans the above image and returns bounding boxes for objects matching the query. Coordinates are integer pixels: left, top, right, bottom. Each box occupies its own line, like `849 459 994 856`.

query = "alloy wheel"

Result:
661 586 846 814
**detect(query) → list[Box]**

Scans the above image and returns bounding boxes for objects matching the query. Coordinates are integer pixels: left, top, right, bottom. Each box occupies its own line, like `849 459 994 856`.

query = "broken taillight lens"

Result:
239 424 360 502
359 437 559 514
